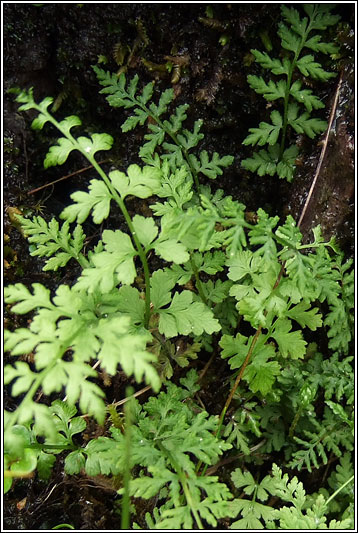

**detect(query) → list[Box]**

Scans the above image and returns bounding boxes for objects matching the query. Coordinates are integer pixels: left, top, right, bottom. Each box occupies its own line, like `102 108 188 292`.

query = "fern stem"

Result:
73 252 90 269
218 326 262 438
325 474 354 506
190 255 208 306
279 12 315 159
133 99 201 192
35 105 153 327
288 406 303 439
181 479 204 530
121 387 134 530
87 158 152 328
199 328 264 476
158 443 204 529
27 442 77 451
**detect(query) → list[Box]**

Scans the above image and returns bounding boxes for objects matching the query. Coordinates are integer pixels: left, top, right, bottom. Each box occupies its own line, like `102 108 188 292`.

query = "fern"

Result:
4 400 86 493
93 65 234 191
4 61 353 528
66 372 233 529
230 464 354 529
17 214 88 270
242 4 340 181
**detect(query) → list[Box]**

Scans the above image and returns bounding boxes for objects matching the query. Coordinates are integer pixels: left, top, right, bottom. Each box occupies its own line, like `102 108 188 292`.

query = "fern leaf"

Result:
176 119 204 149
230 499 273 529
4 282 52 313
76 229 137 292
286 301 322 331
280 5 308 38
304 4 341 31
241 144 280 177
304 34 339 55
243 110 282 146
247 75 286 101
60 179 112 224
248 208 279 259
137 81 155 105
296 55 336 81
153 236 189 264
109 164 161 199
132 214 158 249
17 215 86 271
139 123 166 157
190 150 234 179
278 22 302 54
251 49 290 75
121 108 148 132
271 318 307 359
163 104 189 134
156 290 221 338
150 87 174 116
287 103 327 138
289 80 325 112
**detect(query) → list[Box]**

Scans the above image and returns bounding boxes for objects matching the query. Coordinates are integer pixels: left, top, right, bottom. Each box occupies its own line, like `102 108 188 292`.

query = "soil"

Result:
3 2 354 530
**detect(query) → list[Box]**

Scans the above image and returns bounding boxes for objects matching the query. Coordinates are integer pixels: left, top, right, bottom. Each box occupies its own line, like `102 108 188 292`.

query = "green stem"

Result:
71 252 89 269
83 159 152 328
198 326 263 478
279 14 315 159
27 442 77 451
325 475 354 506
181 478 204 530
121 387 134 530
90 160 151 325
134 100 201 193
38 106 153 327
158 443 204 529
190 255 208 306
219 327 262 437
288 406 303 438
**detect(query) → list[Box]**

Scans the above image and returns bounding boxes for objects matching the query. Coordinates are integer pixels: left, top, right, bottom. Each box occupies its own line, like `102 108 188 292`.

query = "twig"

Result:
22 133 29 183
297 71 343 229
27 159 110 195
110 385 152 408
198 352 216 382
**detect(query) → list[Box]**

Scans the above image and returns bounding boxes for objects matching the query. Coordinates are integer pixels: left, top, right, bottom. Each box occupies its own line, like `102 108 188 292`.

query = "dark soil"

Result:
3 2 354 530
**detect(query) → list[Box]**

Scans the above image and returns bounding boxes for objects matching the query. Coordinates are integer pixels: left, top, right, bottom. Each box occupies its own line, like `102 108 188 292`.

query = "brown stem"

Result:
217 260 286 432
217 325 262 435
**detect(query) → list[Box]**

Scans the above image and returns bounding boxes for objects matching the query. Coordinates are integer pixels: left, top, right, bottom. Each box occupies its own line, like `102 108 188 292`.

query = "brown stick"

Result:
297 71 343 228
27 159 110 195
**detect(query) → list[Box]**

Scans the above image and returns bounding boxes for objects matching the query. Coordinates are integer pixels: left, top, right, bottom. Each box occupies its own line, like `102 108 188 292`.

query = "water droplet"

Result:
85 146 91 153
